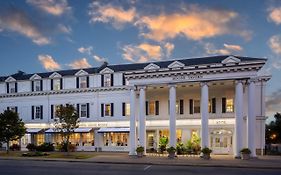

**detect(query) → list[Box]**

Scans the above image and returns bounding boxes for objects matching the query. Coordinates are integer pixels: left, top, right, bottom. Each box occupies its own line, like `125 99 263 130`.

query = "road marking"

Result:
144 165 152 171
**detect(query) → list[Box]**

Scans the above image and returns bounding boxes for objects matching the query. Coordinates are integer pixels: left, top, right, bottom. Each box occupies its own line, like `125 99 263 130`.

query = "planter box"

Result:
202 153 211 160
168 151 176 158
137 152 143 157
241 153 250 160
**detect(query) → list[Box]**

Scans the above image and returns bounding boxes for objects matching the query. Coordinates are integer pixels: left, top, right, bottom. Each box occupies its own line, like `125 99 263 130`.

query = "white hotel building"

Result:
0 55 271 157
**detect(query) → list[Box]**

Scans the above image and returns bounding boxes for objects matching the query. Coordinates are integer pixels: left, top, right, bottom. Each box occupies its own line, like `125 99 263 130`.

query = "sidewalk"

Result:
1 152 281 169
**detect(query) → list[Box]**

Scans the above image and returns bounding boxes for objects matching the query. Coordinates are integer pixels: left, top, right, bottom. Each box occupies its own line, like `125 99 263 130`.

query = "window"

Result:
122 103 130 116
226 99 234 112
53 79 61 91
194 100 200 113
80 104 87 118
32 105 43 120
80 76 87 88
9 82 16 93
168 100 184 114
34 80 41 91
208 98 216 113
101 103 113 117
148 101 155 115
104 74 111 87
104 104 111 116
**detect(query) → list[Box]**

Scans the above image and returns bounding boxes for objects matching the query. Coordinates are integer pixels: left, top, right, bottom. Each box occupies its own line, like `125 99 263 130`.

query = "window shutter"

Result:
31 81 34 92
122 102 126 116
51 105 54 119
101 75 104 87
146 101 148 115
7 107 10 111
15 107 18 113
15 82 18 93
222 98 226 113
122 74 126 85
155 101 159 115
86 103 90 118
40 105 43 119
111 74 114 86
32 106 34 120
101 104 104 117
40 80 43 91
60 78 63 90
212 98 216 113
76 104 80 117
50 79 53 90
86 76 89 88
180 99 184 115
189 99 193 114
111 103 114 116
6 83 9 93
76 77 79 88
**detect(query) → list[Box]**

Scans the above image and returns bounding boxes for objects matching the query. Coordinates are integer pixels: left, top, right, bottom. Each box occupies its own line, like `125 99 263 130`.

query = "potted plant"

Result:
136 146 144 157
201 147 212 160
240 148 251 160
167 146 176 158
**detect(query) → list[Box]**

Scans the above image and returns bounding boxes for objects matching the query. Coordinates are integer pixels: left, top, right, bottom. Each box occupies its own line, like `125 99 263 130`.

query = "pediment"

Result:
221 56 241 64
144 63 160 70
168 61 185 68
29 74 42 80
5 76 16 82
49 72 62 78
75 69 88 76
100 67 114 74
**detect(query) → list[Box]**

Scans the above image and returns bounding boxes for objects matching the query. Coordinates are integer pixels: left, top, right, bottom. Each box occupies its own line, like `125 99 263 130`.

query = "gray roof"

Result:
0 55 266 82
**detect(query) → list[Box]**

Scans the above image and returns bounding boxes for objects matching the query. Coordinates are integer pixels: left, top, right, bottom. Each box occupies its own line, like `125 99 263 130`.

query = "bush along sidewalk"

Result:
240 148 251 160
201 147 212 160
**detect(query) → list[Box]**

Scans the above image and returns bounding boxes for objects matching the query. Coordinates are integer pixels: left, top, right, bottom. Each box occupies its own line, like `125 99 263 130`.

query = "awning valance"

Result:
45 127 93 133
26 128 44 133
97 127 130 133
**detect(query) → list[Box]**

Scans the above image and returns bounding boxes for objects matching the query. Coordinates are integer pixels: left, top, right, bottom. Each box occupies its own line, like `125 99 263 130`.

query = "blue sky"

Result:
0 0 280 117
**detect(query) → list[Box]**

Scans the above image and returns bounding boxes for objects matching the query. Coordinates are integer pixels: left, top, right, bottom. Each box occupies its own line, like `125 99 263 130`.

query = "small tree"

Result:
0 110 26 154
54 104 79 154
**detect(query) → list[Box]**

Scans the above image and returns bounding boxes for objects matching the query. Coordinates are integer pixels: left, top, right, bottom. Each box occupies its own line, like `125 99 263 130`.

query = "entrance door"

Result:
210 129 233 154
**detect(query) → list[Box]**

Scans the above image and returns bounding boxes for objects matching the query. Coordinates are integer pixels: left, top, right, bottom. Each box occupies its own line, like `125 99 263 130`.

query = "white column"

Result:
260 81 266 156
169 84 177 147
247 80 256 157
200 82 209 148
139 86 146 154
234 80 243 158
129 87 136 155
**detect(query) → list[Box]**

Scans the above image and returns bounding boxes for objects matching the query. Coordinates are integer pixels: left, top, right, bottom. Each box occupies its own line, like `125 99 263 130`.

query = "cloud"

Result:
78 46 93 55
0 8 50 45
122 42 174 63
68 58 91 69
58 24 72 34
223 44 243 51
269 35 281 54
135 6 251 41
38 54 61 71
272 60 281 69
93 55 106 62
204 43 243 55
89 1 136 29
266 89 281 114
27 0 71 16
268 7 281 25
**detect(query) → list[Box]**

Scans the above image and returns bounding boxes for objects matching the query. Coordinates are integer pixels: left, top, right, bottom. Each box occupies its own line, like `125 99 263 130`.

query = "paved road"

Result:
0 159 280 175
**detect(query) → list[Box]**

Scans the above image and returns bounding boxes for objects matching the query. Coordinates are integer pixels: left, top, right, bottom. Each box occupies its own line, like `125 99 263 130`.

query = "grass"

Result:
0 151 96 159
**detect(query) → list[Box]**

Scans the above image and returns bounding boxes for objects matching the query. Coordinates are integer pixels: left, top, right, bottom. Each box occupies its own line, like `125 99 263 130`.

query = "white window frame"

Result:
34 106 42 119
53 79 61 91
104 103 111 116
80 104 87 118
9 82 16 93
34 80 41 91
79 76 87 88
104 74 111 87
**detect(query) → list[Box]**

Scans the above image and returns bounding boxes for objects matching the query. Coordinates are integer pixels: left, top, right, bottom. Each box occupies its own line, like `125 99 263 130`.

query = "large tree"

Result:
54 104 79 153
0 110 26 153
266 113 281 144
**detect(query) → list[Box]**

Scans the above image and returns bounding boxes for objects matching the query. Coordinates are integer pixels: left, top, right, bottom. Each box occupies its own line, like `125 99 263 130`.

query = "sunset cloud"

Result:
58 24 72 34
27 0 71 16
93 55 106 62
268 7 281 25
68 58 91 69
38 54 61 71
204 43 243 55
0 8 50 45
269 35 281 54
266 89 281 115
78 46 93 55
223 44 243 51
164 42 175 57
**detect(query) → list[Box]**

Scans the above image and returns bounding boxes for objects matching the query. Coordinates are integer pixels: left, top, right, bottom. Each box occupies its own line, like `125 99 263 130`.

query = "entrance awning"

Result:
97 127 130 133
45 128 93 133
26 128 44 134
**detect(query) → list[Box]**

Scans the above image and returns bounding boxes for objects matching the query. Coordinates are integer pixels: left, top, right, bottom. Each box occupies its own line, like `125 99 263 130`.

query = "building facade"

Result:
0 55 270 157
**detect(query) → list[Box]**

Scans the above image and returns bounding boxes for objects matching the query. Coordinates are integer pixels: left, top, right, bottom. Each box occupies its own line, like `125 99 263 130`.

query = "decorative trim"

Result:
144 63 160 70
168 61 184 68
221 56 241 64
49 72 62 78
100 67 114 74
5 76 16 82
29 74 42 80
75 70 88 76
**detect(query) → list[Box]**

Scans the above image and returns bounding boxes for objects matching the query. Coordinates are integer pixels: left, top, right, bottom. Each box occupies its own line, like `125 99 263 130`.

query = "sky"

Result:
0 0 280 119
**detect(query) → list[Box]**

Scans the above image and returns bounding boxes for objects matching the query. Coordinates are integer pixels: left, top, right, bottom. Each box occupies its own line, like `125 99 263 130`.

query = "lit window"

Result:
80 76 87 88
104 104 111 116
194 100 200 113
226 99 234 112
148 101 155 115
34 80 41 91
104 74 111 87
35 106 41 119
208 100 211 113
53 79 61 91
125 103 130 116
80 104 87 117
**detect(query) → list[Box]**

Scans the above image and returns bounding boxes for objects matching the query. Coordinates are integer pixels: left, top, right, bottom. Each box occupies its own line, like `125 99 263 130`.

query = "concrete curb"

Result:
0 157 281 170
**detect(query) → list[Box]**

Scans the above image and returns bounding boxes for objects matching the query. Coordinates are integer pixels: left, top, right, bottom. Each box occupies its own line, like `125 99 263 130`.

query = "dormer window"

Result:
32 80 43 92
76 76 89 89
6 82 17 94
101 74 113 87
51 78 62 91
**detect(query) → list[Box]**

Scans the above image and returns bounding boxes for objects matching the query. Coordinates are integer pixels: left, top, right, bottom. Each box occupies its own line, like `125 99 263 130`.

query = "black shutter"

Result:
146 101 148 115
15 107 18 113
40 80 43 91
155 101 159 115
101 75 104 87
60 78 63 90
180 99 184 115
111 103 114 116
122 102 126 116
15 82 17 93
86 103 90 118
122 74 126 85
51 105 54 119
31 106 34 120
6 83 9 93
212 98 216 113
76 104 80 117
86 76 89 88
189 99 193 114
50 79 53 90
111 74 114 86
76 77 79 88
40 105 43 119
31 81 34 91
101 104 104 117
7 107 10 111
222 98 226 113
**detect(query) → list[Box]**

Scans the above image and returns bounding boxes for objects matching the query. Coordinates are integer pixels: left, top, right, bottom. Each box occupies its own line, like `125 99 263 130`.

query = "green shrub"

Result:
240 148 251 154
167 146 176 153
136 146 144 153
9 144 20 151
26 143 37 151
176 142 187 155
201 147 212 154
58 142 76 152
36 143 54 152
159 136 168 152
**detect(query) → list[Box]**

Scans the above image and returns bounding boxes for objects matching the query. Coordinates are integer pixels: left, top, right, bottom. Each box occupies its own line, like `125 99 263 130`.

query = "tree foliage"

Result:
266 113 281 144
0 110 26 153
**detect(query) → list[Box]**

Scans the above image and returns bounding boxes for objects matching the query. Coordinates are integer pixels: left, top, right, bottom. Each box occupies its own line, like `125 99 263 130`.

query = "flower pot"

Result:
137 151 143 157
168 151 176 158
202 153 211 160
241 153 250 160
